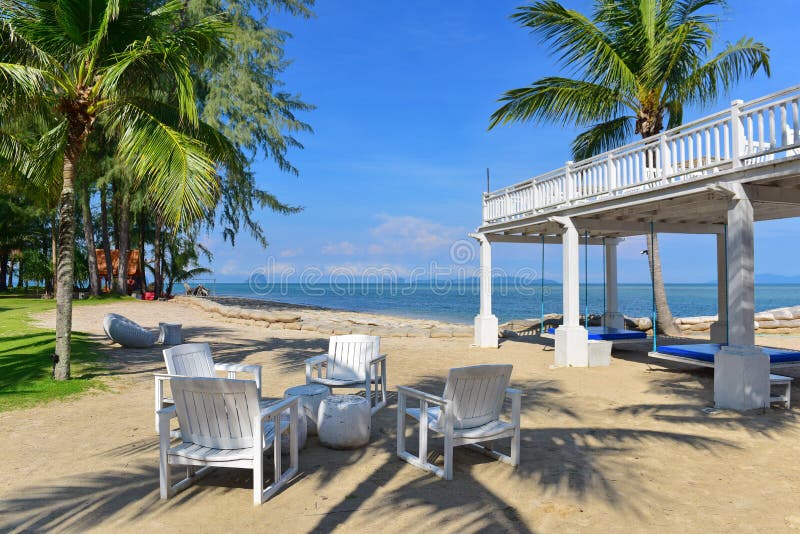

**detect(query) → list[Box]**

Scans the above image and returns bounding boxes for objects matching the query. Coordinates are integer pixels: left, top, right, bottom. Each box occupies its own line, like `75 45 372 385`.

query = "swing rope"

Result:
540 234 545 331
650 221 658 352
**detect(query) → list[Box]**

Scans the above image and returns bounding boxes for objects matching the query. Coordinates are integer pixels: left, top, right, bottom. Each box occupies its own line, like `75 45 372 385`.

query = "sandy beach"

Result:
1 298 799 533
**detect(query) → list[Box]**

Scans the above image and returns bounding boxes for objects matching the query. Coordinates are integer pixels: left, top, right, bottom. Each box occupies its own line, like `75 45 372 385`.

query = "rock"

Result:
406 328 431 338
452 327 473 338
791 306 800 319
689 323 711 331
754 311 775 322
300 322 318 332
429 328 453 338
636 317 652 331
369 327 395 337
771 308 794 320
756 320 781 329
283 321 302 330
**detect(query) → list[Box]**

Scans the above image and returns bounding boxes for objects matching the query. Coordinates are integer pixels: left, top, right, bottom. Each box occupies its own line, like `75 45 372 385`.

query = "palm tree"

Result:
0 0 242 379
489 0 770 335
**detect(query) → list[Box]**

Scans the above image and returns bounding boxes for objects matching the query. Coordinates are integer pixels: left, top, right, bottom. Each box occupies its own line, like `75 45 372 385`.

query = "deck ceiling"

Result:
480 158 800 241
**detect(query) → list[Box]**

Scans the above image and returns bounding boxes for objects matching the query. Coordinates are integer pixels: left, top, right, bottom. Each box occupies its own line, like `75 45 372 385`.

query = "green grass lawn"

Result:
0 294 130 412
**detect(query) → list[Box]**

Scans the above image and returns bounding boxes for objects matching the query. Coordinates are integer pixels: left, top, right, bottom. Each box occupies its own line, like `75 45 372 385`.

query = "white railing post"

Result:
482 192 489 224
564 161 574 203
659 133 671 180
731 99 745 169
503 189 511 220
606 153 616 192
531 178 539 211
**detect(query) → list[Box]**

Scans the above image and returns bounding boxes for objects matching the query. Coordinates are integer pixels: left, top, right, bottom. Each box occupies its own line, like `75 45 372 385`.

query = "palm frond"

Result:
512 1 637 89
490 77 629 129
102 102 220 227
570 116 635 161
669 37 770 106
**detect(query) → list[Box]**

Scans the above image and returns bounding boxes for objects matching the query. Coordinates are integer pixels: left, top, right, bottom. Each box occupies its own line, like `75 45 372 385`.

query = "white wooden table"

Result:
769 374 793 409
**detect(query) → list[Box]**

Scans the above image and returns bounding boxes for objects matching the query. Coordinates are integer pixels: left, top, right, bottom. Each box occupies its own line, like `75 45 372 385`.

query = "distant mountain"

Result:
754 274 800 284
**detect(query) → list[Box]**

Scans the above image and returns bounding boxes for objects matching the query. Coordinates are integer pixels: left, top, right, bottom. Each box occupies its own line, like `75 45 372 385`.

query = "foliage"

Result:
0 297 103 412
187 0 314 246
490 0 771 160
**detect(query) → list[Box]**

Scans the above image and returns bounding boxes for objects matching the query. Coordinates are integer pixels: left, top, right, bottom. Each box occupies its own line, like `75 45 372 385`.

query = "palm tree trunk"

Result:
154 215 162 298
0 249 8 292
99 184 112 291
54 155 78 381
115 189 131 295
50 214 57 297
80 182 101 296
138 211 147 293
646 232 680 336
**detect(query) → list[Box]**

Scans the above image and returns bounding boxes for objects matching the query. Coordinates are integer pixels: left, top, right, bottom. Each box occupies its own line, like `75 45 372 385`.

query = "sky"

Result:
202 0 800 285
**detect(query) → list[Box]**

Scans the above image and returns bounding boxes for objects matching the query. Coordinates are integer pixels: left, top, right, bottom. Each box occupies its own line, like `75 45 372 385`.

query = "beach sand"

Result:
1 299 799 533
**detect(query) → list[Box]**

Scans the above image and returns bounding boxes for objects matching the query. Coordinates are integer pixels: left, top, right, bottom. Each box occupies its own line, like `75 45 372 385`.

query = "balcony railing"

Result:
482 85 800 225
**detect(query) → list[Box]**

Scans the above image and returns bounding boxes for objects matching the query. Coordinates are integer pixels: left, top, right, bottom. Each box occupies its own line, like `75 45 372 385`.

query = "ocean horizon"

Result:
197 281 800 325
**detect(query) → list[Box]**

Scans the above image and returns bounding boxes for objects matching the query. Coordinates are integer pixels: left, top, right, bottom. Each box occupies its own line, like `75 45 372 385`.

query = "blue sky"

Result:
203 0 800 284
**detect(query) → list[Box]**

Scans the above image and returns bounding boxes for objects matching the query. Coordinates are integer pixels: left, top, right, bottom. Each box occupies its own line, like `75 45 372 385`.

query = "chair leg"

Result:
511 427 520 467
396 394 407 457
443 435 453 481
253 445 264 505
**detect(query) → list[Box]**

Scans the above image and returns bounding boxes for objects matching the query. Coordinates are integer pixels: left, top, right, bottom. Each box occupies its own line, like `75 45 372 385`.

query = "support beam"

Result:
549 217 589 367
485 234 606 245
572 218 725 235
743 184 800 205
470 233 498 348
603 240 624 329
709 232 728 344
713 183 769 411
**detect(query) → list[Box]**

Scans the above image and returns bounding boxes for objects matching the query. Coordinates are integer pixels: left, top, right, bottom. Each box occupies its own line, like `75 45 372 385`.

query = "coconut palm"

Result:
0 0 242 379
489 0 770 334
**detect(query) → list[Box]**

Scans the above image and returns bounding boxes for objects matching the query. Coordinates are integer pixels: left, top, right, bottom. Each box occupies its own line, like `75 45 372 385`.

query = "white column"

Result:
714 183 768 411
551 217 588 367
709 232 728 344
471 233 498 348
603 239 624 329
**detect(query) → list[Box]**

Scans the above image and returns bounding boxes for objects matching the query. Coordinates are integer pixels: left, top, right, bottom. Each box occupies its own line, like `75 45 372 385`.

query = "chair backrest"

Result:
443 364 513 429
163 343 215 378
170 377 259 449
327 335 380 381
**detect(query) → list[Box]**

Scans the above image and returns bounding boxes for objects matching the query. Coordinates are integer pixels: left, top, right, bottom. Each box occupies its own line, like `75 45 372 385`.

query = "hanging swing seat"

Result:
649 343 800 368
544 326 646 343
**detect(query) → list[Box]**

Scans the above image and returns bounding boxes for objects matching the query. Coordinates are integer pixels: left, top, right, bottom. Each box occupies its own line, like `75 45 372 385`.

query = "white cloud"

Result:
321 241 359 256
280 247 304 258
368 214 466 255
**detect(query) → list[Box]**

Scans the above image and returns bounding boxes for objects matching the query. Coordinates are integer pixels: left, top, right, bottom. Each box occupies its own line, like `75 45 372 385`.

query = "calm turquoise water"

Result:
203 282 800 325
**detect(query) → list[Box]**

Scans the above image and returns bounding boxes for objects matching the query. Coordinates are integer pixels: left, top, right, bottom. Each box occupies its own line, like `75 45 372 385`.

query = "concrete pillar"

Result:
709 232 728 344
471 233 498 348
725 184 755 346
551 217 588 366
602 239 624 329
714 184 768 411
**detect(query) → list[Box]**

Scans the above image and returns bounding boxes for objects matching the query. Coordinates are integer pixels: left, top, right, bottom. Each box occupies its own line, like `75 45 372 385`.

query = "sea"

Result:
197 281 800 325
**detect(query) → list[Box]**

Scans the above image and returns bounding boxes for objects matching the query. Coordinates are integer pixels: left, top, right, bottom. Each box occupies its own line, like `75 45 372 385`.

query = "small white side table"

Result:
317 395 370 449
769 374 793 409
284 383 331 436
158 323 183 345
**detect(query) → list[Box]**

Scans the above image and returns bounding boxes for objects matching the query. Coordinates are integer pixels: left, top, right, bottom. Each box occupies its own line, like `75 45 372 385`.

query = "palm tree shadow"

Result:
302 376 734 532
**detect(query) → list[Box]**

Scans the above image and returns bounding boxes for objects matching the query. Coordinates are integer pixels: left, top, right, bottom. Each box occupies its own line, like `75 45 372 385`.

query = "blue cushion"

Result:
657 343 800 364
546 326 646 341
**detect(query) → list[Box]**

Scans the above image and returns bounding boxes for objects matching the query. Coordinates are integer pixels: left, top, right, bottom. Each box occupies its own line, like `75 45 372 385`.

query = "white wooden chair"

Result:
158 377 299 505
305 335 387 415
396 364 521 480
155 343 263 432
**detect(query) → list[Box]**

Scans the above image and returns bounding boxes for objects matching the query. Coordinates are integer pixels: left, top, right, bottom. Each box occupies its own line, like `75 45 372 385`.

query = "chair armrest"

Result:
369 353 387 364
157 406 178 419
214 362 261 375
304 354 328 366
259 395 298 418
505 388 522 426
397 385 447 407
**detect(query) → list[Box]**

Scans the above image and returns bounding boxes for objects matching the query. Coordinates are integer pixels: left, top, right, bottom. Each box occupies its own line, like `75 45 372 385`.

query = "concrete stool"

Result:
284 383 331 436
158 322 183 345
279 410 307 453
317 395 371 449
